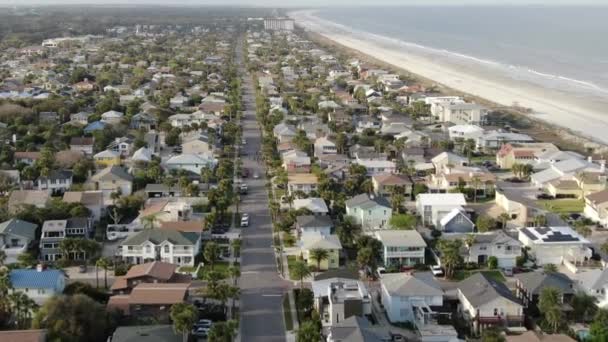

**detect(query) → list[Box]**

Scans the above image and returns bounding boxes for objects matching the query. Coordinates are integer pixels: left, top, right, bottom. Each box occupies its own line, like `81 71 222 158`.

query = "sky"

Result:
1 0 607 6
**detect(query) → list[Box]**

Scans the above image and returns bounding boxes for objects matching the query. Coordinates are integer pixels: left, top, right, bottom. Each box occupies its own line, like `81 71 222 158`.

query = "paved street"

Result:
236 37 289 342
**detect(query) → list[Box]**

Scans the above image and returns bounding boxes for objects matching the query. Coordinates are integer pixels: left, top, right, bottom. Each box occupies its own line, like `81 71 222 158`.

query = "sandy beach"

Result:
290 10 608 146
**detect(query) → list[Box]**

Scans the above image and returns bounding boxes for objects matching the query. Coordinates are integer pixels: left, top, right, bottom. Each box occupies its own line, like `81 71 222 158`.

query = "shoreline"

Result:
290 10 608 154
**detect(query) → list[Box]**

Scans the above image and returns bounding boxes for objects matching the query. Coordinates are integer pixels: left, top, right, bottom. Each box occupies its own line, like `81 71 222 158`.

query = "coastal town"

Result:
0 7 607 342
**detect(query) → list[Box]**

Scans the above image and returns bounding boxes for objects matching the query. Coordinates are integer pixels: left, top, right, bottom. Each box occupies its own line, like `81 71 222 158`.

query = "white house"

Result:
287 174 318 196
353 159 397 176
311 275 372 327
381 272 444 323
9 267 66 305
164 153 218 175
36 170 73 194
374 230 426 267
293 198 329 215
100 110 124 125
296 215 333 237
584 189 608 227
119 229 201 266
518 226 592 265
465 231 522 268
572 268 608 308
345 194 392 230
448 125 485 141
416 193 467 227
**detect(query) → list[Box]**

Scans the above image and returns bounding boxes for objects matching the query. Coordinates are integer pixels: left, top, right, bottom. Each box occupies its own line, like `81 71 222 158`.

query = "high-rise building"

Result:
264 18 295 31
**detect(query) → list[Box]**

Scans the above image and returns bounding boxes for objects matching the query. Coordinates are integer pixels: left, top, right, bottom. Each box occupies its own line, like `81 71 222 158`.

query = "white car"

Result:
431 265 444 277
253 172 260 179
240 213 249 227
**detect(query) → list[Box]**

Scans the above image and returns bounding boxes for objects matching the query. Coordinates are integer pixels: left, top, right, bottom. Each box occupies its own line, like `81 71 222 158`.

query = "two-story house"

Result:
296 215 333 238
36 170 73 195
374 230 426 267
119 229 201 266
572 268 608 308
457 273 524 334
63 191 104 222
515 271 575 315
465 231 522 268
518 226 592 266
40 218 92 262
164 153 218 175
70 137 94 155
287 174 318 196
89 166 133 200
107 283 190 322
108 137 134 157
416 193 468 228
0 219 38 264
293 198 329 216
282 150 311 173
345 194 392 230
94 150 121 168
584 189 608 227
372 173 413 198
9 267 66 305
314 136 338 158
381 272 444 324
300 234 342 270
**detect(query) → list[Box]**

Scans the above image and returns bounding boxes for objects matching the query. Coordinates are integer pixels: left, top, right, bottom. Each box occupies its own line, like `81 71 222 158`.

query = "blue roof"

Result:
84 121 106 132
9 269 64 289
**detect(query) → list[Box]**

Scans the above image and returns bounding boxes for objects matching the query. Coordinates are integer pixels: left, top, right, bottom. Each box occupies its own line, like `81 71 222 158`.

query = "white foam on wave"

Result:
297 10 608 98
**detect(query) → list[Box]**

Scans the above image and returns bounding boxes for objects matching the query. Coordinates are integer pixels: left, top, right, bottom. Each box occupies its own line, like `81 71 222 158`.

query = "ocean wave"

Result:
295 10 608 97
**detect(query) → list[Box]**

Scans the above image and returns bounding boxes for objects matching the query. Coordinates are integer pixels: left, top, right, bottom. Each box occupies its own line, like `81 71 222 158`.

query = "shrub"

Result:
488 256 498 270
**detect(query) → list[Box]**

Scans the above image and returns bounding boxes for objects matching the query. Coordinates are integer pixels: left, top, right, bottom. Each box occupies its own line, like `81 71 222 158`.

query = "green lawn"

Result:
282 294 294 331
197 261 239 280
178 265 196 273
453 270 506 283
538 199 584 213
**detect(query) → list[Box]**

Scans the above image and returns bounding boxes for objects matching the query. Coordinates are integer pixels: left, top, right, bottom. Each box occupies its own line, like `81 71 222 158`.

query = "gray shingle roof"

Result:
0 219 37 240
122 229 199 246
514 271 575 295
458 273 521 307
296 215 333 228
345 194 390 209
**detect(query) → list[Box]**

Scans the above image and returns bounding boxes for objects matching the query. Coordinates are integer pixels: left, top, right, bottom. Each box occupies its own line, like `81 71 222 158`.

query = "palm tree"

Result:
142 214 158 230
231 239 242 261
309 248 329 272
391 193 405 214
498 213 511 229
170 303 197 342
464 234 476 248
471 176 481 203
437 239 463 279
96 258 111 289
227 265 240 287
545 305 562 333
290 260 311 289
572 292 597 322
203 242 220 270
9 292 36 329
336 217 361 248
543 263 558 273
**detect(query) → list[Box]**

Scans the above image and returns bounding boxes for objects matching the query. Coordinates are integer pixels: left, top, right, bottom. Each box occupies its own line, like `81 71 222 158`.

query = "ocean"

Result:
314 6 608 101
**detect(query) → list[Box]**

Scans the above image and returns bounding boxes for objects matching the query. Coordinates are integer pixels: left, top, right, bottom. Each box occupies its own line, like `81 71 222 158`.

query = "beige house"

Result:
300 234 342 270
181 135 214 155
287 173 318 196
88 166 133 202
371 173 412 197
8 190 50 214
584 189 608 227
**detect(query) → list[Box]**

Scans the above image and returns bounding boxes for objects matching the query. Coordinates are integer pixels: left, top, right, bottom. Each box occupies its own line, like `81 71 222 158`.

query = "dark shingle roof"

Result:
0 219 37 240
515 271 575 295
458 273 521 307
296 215 333 228
122 229 199 246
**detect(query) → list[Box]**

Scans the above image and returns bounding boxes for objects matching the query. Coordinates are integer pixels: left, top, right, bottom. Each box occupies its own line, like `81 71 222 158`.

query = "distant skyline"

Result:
1 0 608 6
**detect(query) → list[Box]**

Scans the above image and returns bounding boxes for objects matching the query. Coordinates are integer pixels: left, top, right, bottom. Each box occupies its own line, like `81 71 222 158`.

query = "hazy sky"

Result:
1 0 607 6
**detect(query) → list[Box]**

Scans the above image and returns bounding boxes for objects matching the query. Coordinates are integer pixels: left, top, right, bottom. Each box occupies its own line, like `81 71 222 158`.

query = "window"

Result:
145 245 151 253
493 308 498 316
37 289 46 295
164 245 170 253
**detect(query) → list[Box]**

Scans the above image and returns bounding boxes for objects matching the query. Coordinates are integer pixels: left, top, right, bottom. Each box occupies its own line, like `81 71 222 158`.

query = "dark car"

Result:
536 193 554 200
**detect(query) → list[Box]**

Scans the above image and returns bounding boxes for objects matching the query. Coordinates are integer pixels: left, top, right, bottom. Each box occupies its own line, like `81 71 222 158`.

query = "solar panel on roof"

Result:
543 234 579 242
536 227 550 235
521 228 538 241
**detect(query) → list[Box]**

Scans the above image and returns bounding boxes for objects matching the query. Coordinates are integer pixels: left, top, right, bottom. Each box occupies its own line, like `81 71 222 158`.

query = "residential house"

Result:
135 199 192 227
293 198 329 216
496 143 559 169
119 229 201 266
354 159 397 176
518 226 592 265
416 193 468 228
296 215 333 237
108 137 134 157
84 121 106 133
164 153 217 175
429 168 496 197
181 134 214 155
144 184 183 198
110 325 181 342
94 150 121 167
476 131 534 151
326 316 391 342
132 147 153 163
101 110 124 125
431 152 468 172
448 125 485 141
39 111 60 124
372 173 412 198
110 261 190 295
345 194 392 230
381 272 444 323
40 218 92 261
70 111 92 125
438 208 475 233
571 268 608 308
0 330 48 342
14 151 41 166
63 191 105 222
130 112 157 130
8 190 50 214
321 281 372 327
36 170 73 194
282 150 311 173
530 158 603 188
314 136 337 158
465 231 522 268
374 230 426 267
273 123 297 143
434 102 487 125
287 173 318 196
70 137 94 155
584 189 608 227
457 273 524 333
107 283 190 321
0 219 38 264
300 234 342 270
9 267 66 305
89 166 134 199
515 271 575 312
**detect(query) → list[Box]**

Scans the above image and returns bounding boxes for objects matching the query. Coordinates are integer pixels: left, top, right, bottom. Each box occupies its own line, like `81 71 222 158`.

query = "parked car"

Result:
191 327 209 338
195 319 213 328
536 193 554 200
241 213 249 227
242 138 246 145
430 265 444 277
241 168 249 178
502 267 514 277
239 183 248 195
253 172 259 179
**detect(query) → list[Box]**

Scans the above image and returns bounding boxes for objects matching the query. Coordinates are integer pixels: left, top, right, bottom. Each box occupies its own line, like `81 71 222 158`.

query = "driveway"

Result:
236 37 290 342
